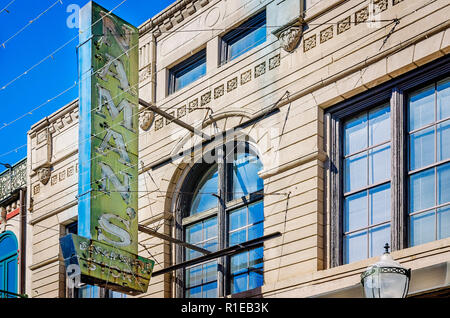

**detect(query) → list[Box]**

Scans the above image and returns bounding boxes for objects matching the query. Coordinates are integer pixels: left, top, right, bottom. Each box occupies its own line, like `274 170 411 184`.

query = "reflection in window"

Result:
183 146 264 297
408 77 450 246
168 49 207 95
343 104 391 264
220 10 266 65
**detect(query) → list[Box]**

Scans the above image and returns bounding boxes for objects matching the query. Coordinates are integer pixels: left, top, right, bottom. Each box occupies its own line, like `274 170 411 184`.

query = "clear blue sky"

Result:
0 0 176 173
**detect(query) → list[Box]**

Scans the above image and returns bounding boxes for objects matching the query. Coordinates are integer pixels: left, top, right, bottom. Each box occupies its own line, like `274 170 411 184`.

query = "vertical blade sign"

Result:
60 1 154 296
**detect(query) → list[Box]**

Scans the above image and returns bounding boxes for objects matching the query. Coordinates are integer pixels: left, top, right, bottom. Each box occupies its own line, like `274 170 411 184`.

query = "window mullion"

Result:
216 146 227 297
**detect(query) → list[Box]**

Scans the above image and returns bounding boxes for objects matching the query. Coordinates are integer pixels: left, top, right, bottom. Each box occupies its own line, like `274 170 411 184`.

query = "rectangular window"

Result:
328 57 450 267
343 104 392 264
408 77 450 246
220 10 266 65
168 49 207 95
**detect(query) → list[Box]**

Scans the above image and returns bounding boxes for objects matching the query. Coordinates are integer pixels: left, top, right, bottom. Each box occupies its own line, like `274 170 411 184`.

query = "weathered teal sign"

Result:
60 1 154 295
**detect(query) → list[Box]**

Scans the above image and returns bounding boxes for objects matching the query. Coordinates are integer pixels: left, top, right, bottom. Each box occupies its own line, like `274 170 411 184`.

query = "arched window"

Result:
179 142 264 297
0 232 18 298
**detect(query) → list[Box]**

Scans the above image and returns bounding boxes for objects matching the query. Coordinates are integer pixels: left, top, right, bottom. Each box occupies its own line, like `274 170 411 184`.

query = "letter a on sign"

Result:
59 1 154 296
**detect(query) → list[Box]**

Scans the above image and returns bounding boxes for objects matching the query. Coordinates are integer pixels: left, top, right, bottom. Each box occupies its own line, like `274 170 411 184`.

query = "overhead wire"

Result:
0 0 63 49
0 0 18 15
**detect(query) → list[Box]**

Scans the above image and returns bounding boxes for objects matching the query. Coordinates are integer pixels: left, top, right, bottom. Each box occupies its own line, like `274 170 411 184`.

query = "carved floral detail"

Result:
214 85 224 99
355 7 369 25
241 70 252 85
269 54 281 70
155 117 164 131
166 111 175 125
374 0 388 14
303 35 316 52
255 62 266 78
337 16 351 34
227 77 238 92
177 105 186 118
201 92 211 106
320 26 334 44
189 99 198 112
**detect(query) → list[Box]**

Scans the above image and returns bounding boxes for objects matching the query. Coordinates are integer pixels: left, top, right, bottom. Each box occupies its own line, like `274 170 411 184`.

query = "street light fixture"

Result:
360 243 411 298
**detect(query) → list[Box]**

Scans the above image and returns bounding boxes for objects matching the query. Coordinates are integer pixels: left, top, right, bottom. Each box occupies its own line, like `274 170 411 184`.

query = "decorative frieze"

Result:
337 16 351 34
33 184 40 195
155 117 164 131
166 111 175 125
304 35 316 52
254 62 266 78
241 70 252 85
227 77 238 92
320 26 334 44
269 54 281 70
59 171 66 182
201 91 211 106
355 7 369 25
67 166 75 178
393 0 403 5
189 98 199 112
51 175 58 186
374 0 388 14
0 159 27 202
177 105 186 118
214 85 224 99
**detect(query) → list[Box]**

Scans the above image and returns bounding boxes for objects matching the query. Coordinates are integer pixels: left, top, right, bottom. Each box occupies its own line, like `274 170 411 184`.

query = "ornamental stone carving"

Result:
38 167 51 185
139 110 155 131
279 27 303 53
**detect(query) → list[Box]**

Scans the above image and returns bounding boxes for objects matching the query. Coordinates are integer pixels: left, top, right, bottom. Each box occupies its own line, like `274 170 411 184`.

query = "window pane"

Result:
229 229 246 245
368 144 391 185
233 153 263 199
409 126 435 171
186 265 202 288
409 168 435 213
344 191 367 232
437 77 450 120
369 224 390 258
229 207 246 231
249 270 264 290
248 201 264 224
6 258 17 297
344 152 368 193
408 84 435 131
344 230 367 264
231 273 247 294
369 105 390 146
173 52 207 93
249 247 264 267
438 205 450 240
229 24 266 61
437 120 450 162
203 217 217 240
186 223 202 244
248 223 263 241
186 286 201 298
370 183 391 225
203 262 217 284
202 281 217 298
410 210 435 246
344 113 367 155
231 252 248 275
203 239 218 253
438 162 450 205
190 167 218 215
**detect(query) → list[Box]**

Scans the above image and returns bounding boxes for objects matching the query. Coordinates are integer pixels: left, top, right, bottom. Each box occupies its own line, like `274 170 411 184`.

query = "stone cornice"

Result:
139 0 210 37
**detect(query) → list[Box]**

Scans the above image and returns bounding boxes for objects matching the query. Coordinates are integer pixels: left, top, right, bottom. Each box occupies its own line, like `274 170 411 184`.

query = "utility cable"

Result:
1 0 63 49
0 0 18 15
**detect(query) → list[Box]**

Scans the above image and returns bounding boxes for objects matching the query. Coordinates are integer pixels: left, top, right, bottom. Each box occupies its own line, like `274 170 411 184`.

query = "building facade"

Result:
0 158 27 298
26 0 450 298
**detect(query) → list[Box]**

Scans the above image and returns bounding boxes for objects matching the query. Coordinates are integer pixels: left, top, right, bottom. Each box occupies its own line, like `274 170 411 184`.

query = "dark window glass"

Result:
408 77 450 246
343 104 391 264
220 10 266 65
169 50 206 95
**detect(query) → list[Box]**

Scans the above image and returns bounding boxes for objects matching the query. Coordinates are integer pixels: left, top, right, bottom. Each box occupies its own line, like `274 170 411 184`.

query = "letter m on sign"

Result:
77 1 139 255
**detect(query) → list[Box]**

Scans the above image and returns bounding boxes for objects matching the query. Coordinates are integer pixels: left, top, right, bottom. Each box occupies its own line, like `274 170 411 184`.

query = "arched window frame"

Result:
174 140 265 298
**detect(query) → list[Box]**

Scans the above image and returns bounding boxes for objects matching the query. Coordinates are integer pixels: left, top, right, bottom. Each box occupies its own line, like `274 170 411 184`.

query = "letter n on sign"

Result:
59 1 154 296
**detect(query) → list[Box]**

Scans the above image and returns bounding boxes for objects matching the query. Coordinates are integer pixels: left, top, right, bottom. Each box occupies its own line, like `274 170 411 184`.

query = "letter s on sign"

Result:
97 213 132 248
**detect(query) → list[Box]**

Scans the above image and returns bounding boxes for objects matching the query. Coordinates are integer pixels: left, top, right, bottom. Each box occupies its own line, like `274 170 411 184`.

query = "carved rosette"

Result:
279 27 303 53
38 167 51 185
139 110 155 131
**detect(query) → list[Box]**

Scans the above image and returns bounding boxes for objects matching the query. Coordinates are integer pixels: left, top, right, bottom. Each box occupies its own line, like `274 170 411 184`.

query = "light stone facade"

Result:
26 0 450 298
